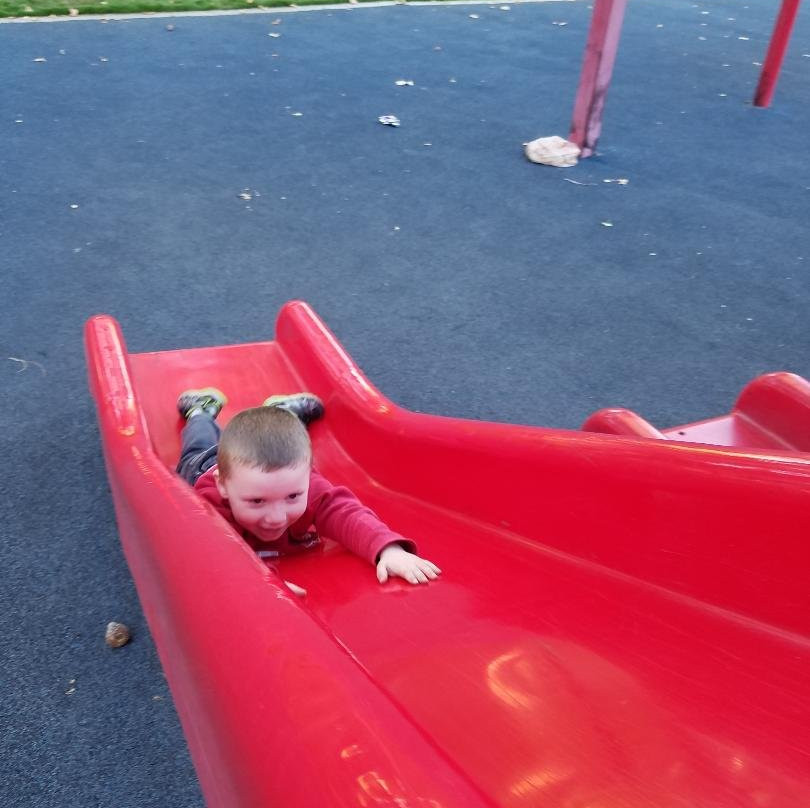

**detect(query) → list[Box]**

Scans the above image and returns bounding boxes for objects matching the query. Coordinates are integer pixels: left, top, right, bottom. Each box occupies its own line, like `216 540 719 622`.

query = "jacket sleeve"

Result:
308 470 417 564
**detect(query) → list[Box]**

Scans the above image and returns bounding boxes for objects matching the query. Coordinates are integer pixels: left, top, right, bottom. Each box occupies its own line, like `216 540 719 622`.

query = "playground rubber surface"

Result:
2 0 808 805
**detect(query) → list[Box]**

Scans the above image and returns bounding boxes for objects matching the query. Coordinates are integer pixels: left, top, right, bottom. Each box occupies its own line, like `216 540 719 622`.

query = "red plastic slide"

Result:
86 301 810 808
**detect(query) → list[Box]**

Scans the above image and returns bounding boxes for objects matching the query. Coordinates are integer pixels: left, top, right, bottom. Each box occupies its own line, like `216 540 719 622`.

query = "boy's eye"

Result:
287 493 300 502
250 498 264 505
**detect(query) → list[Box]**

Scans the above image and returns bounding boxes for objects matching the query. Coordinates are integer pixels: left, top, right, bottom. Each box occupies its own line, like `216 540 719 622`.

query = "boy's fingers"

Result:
413 569 428 584
376 562 388 583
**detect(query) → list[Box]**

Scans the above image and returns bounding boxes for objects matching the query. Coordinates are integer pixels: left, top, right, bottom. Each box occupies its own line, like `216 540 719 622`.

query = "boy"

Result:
175 388 441 586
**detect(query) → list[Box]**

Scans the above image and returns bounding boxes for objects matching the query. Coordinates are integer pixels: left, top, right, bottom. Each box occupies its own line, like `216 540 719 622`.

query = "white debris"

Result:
33 57 47 63
268 32 281 38
601 221 614 227
395 79 414 86
603 178 630 185
378 115 400 126
524 135 580 168
469 13 479 19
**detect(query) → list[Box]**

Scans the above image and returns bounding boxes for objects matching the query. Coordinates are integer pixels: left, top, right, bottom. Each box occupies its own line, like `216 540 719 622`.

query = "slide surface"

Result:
86 301 810 808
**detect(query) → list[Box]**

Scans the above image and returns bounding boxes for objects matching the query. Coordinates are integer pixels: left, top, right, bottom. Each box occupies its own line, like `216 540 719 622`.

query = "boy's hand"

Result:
376 543 441 585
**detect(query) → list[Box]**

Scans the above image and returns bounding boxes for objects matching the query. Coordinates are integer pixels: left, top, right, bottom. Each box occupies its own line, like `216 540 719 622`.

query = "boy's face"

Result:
215 462 310 542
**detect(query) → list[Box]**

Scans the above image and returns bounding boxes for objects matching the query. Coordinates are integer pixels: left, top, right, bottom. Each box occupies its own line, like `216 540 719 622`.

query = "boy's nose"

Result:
265 505 287 524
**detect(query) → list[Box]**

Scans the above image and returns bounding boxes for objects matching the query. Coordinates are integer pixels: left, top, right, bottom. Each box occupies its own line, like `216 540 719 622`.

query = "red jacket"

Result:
194 466 415 565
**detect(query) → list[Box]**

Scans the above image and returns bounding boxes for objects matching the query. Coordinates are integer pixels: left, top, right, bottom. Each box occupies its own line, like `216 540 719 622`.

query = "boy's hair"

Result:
217 406 312 479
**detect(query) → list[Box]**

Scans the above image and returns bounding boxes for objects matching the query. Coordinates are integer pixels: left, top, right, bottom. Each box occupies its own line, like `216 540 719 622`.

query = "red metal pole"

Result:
569 0 628 158
754 0 802 107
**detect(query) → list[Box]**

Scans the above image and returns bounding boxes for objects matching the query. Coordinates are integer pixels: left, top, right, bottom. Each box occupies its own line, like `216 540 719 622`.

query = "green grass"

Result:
1 0 376 18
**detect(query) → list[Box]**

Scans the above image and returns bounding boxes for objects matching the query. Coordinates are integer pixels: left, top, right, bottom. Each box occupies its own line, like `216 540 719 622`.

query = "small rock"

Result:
105 621 131 648
165 23 175 31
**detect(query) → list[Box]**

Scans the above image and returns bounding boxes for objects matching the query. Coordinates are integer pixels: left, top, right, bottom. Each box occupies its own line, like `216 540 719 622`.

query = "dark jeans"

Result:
176 413 220 485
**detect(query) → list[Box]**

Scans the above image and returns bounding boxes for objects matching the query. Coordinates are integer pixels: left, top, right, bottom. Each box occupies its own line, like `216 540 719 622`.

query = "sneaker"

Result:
263 393 324 426
177 388 227 420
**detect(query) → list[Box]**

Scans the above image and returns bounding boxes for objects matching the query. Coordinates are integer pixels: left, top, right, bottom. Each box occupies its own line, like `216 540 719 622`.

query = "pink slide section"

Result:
86 301 810 808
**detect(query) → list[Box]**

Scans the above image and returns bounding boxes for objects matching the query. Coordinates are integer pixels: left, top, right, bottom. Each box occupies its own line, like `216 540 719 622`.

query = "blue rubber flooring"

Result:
2 0 808 804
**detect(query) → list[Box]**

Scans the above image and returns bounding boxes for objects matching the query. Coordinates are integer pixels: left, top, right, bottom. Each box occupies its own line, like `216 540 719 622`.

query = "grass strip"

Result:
1 0 379 19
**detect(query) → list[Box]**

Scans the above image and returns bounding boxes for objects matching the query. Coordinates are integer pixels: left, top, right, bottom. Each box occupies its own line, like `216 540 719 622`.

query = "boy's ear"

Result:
213 468 228 498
